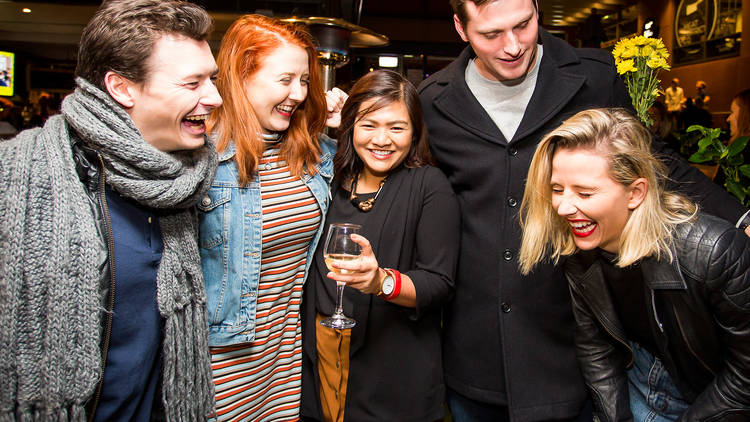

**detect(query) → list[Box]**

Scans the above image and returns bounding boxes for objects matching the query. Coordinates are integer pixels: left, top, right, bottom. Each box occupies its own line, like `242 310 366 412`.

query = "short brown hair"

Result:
334 69 433 184
75 0 213 91
451 0 538 27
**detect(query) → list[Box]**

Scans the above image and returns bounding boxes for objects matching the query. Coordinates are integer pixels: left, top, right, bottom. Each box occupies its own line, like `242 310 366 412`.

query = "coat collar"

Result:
640 248 688 290
566 247 688 292
431 27 587 144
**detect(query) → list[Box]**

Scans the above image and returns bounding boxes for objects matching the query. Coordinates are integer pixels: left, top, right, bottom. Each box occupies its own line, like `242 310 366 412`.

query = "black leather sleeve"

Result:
568 282 634 422
679 226 750 421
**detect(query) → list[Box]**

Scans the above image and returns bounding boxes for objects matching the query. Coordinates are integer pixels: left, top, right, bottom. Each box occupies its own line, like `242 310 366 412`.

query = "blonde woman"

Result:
519 108 750 421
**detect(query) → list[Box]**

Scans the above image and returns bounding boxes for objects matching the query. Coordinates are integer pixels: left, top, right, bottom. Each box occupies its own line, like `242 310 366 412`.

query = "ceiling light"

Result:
22 8 31 13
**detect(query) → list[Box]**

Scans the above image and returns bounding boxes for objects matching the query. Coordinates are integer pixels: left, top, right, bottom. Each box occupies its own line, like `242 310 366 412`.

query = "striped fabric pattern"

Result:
210 147 321 422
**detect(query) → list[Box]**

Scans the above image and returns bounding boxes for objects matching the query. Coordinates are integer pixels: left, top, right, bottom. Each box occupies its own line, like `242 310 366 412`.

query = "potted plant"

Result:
687 124 750 206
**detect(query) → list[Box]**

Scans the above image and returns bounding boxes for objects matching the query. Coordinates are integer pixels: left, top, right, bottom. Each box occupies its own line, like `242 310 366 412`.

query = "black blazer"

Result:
300 165 460 422
418 27 749 421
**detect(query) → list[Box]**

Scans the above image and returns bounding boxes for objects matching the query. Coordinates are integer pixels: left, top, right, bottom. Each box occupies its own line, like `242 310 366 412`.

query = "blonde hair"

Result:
518 108 697 275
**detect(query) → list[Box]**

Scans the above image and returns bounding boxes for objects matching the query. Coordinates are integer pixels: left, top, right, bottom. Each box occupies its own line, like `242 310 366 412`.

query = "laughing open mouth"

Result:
569 220 596 237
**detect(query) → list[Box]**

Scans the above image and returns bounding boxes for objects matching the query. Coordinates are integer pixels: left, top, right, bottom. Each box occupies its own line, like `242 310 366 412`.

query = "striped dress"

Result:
209 146 322 422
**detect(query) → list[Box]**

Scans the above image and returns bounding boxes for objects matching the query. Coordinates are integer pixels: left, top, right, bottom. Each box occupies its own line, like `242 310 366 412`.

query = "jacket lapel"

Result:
640 250 688 291
347 167 409 356
432 47 507 145
513 28 586 142
566 252 628 341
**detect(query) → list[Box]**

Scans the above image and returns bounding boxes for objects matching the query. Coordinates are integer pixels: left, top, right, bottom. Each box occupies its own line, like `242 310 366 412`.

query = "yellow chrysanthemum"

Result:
633 36 648 46
650 55 670 70
622 46 638 59
617 59 637 74
610 36 670 128
612 43 625 60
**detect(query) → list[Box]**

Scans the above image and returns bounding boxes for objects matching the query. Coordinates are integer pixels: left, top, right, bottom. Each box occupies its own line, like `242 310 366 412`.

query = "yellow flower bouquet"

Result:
612 36 671 128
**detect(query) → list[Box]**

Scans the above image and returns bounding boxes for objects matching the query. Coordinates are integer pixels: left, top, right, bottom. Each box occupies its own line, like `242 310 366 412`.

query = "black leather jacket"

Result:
565 213 750 422
71 135 116 421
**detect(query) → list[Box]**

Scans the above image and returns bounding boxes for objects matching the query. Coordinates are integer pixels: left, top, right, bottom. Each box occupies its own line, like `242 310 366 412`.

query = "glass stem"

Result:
334 283 345 316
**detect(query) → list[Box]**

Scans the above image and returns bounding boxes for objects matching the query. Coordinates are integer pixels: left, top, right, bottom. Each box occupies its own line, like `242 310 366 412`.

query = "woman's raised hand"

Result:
325 87 348 129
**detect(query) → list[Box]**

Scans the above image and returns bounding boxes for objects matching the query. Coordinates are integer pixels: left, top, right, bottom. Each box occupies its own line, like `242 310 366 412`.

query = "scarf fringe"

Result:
162 302 215 421
1 403 86 422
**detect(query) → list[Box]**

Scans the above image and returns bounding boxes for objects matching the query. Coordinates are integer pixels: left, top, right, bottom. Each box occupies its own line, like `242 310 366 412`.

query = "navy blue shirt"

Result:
93 187 164 422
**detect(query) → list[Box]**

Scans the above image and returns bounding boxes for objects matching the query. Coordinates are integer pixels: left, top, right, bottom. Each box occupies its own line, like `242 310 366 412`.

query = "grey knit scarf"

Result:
0 78 217 421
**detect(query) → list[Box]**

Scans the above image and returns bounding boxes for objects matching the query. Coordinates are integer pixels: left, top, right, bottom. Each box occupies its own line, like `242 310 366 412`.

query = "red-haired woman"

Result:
198 15 346 421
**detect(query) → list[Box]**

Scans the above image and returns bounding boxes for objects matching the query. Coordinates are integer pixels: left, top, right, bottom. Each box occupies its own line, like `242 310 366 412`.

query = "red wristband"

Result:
384 268 401 300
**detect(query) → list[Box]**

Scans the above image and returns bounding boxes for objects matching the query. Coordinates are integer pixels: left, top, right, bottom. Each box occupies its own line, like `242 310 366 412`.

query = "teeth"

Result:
277 105 294 113
184 114 209 121
372 150 392 156
570 221 595 231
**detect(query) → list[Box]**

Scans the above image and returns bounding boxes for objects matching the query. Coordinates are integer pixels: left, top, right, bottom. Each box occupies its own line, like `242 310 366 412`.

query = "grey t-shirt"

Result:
465 44 543 142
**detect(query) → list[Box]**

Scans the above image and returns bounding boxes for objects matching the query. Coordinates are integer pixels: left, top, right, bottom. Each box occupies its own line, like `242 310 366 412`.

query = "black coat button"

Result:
503 249 513 261
508 197 517 207
501 302 511 313
509 147 518 156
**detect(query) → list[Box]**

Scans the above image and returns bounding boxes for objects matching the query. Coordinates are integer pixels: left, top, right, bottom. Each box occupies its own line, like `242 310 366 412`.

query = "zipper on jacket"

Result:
651 290 665 333
671 303 716 376
88 154 117 422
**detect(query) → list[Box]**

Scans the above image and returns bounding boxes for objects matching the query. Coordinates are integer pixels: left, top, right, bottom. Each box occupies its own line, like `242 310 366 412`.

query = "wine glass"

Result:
320 223 361 329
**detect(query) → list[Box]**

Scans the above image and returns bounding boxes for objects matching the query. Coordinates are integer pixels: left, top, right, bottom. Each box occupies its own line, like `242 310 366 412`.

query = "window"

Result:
674 0 742 65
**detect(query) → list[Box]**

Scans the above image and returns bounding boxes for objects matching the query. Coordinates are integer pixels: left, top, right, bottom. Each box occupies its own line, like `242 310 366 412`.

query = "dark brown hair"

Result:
75 0 213 91
451 0 538 27
334 69 433 184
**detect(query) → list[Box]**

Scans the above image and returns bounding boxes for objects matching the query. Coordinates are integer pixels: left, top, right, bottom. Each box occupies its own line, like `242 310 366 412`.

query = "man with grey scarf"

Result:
0 1 222 420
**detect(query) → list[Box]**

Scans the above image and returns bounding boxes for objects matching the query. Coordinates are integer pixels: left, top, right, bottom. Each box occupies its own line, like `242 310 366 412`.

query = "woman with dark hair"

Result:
199 15 346 421
300 69 460 422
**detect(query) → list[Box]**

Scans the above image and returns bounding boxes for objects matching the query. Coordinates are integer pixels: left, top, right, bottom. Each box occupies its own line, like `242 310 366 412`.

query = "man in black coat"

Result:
417 0 750 421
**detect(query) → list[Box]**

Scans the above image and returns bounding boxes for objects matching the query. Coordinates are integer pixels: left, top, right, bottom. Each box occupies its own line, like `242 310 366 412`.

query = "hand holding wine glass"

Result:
321 223 361 329
327 233 383 296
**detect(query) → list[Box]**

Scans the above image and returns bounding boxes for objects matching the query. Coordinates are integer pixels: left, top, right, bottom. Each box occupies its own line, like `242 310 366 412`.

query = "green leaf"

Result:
740 164 750 178
697 136 715 149
689 151 715 163
726 154 743 166
728 136 749 156
726 179 747 203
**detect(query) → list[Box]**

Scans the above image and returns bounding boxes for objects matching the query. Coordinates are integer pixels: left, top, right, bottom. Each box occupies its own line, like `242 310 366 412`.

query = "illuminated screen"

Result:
0 51 15 97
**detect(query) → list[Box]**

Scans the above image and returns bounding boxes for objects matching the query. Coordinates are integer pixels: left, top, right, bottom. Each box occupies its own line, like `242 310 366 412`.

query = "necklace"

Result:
349 173 387 212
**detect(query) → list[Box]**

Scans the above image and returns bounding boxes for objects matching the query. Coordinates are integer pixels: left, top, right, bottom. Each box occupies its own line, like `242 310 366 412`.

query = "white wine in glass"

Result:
320 223 361 329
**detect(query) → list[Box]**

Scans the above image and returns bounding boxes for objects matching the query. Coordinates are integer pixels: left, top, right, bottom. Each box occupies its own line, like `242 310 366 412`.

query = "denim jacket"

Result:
198 134 336 346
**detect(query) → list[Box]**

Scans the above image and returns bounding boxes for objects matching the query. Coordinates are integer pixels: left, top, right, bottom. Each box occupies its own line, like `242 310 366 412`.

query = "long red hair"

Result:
209 15 326 185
